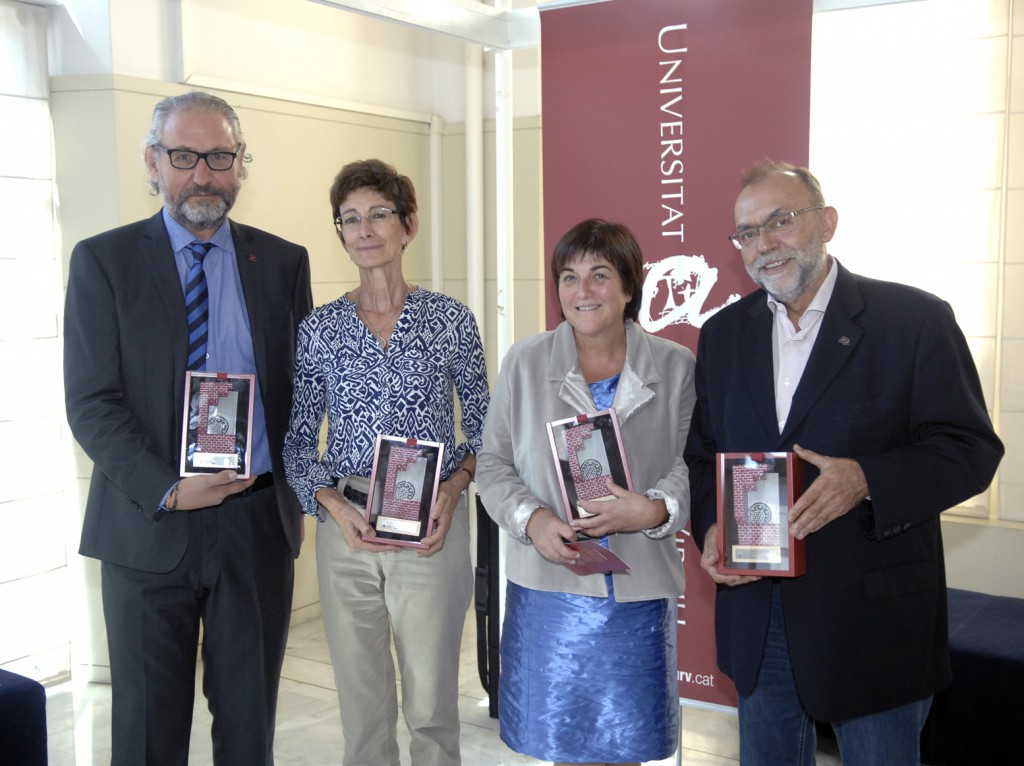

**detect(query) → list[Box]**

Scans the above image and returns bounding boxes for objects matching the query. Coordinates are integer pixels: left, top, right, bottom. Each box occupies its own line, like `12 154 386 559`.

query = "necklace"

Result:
356 302 402 346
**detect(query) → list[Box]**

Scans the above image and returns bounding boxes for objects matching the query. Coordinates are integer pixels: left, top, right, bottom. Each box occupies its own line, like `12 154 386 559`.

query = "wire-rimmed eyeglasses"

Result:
728 206 824 250
153 144 242 171
334 207 400 232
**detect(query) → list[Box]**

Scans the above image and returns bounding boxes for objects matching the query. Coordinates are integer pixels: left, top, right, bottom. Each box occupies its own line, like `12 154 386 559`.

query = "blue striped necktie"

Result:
185 241 214 371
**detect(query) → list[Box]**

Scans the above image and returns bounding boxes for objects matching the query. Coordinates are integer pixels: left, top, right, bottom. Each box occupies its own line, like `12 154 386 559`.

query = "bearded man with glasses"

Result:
64 90 313 765
684 161 1003 765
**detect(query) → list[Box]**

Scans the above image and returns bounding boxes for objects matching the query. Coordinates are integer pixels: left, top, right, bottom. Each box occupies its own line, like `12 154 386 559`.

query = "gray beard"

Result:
165 187 235 232
760 264 819 306
747 246 827 306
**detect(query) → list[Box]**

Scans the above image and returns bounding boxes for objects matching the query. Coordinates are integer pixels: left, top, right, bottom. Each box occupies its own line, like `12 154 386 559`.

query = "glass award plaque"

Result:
180 372 256 478
716 452 806 577
546 408 634 526
365 435 445 549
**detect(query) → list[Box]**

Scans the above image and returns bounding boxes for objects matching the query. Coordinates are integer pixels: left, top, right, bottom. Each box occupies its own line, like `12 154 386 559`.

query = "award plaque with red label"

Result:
180 371 255 478
716 452 806 577
546 408 634 525
365 435 444 549
545 409 634 575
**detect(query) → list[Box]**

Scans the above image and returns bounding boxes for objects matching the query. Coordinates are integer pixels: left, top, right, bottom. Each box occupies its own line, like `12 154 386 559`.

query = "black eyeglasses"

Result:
153 144 242 171
729 206 824 250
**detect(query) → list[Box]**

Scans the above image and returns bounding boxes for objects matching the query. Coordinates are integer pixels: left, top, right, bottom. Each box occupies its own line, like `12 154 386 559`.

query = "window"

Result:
810 0 1016 521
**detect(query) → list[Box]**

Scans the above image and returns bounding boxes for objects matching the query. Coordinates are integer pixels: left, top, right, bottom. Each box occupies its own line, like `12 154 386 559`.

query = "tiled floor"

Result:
44 611 841 765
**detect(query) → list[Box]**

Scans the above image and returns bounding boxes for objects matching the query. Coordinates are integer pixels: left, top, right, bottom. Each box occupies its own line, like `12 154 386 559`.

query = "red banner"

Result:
540 0 812 708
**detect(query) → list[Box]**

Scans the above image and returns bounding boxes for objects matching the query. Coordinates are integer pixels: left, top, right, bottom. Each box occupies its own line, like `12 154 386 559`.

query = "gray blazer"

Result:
478 320 694 600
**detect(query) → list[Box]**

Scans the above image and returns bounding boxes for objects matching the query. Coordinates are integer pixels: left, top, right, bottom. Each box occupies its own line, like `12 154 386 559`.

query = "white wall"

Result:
0 0 73 684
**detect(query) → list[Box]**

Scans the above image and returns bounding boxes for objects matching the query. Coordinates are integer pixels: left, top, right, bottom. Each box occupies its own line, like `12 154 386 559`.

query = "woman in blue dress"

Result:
477 219 696 764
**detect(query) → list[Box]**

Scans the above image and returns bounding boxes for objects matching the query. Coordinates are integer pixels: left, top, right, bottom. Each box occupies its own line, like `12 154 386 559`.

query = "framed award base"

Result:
546 408 634 528
365 435 445 549
180 372 255 478
716 452 806 577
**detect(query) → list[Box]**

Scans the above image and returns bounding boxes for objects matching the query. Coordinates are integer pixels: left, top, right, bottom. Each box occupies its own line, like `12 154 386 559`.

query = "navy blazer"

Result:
684 260 1003 721
65 211 313 571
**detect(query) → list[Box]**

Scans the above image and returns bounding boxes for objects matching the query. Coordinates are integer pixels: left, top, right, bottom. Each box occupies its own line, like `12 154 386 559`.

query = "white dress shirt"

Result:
769 256 839 432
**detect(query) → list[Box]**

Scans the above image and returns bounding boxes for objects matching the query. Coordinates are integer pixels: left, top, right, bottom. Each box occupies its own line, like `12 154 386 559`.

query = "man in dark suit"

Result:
64 91 313 765
684 161 1003 765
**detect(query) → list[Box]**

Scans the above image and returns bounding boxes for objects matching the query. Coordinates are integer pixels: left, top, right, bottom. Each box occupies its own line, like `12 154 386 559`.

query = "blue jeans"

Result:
737 584 932 766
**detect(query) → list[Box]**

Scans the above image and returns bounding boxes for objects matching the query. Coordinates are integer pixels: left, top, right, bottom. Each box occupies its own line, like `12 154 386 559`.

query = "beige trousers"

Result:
316 481 473 766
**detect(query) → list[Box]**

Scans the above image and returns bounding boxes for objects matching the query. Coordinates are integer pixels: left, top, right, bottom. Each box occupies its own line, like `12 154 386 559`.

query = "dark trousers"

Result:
737 583 931 766
101 485 293 766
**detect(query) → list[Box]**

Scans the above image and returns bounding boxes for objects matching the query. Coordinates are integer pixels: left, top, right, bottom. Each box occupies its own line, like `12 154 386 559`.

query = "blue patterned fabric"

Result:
283 287 489 518
498 372 677 762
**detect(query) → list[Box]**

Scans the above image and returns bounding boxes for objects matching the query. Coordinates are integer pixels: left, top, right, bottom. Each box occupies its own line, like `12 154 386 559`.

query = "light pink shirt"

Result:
768 256 838 433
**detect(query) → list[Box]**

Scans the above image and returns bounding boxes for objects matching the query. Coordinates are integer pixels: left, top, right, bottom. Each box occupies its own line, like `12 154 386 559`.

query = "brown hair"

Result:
550 218 644 322
329 159 417 238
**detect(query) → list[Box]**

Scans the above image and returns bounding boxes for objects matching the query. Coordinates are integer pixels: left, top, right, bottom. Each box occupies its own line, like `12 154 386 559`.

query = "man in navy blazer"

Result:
684 162 1002 765
64 92 312 765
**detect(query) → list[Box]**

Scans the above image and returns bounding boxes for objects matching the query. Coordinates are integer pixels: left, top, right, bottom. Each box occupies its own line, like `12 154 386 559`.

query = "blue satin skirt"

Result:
499 579 678 762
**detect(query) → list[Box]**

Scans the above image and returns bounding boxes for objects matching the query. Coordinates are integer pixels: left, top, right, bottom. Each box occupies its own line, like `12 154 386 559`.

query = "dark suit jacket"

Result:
684 260 1003 722
65 211 313 571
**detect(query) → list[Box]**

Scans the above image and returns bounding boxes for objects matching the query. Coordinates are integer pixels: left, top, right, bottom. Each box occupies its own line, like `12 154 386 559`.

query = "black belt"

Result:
342 485 369 508
245 472 275 495
220 471 273 505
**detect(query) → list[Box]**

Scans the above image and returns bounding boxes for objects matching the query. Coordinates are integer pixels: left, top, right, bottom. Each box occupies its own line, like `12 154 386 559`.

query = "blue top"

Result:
589 373 620 557
283 287 490 519
589 373 620 411
163 209 271 475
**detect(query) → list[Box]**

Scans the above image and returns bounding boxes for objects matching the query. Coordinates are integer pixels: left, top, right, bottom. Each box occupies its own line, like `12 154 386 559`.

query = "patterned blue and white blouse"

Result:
283 287 490 519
